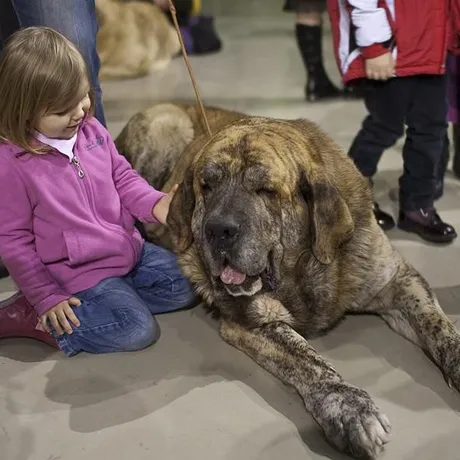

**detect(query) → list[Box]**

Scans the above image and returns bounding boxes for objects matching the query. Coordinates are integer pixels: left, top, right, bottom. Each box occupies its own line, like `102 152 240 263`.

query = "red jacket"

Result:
327 0 460 84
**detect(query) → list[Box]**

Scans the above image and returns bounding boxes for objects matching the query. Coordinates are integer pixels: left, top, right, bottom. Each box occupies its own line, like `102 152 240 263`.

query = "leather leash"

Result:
168 0 213 138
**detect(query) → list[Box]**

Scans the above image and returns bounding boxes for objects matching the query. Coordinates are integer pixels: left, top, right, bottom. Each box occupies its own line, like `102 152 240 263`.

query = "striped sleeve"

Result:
347 0 392 54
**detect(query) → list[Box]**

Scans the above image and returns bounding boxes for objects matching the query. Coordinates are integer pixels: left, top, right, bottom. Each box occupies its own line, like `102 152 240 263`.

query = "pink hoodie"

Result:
0 116 166 316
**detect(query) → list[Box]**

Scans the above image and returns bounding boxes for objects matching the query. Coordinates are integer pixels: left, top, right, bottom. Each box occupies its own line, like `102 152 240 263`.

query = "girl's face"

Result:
35 89 91 140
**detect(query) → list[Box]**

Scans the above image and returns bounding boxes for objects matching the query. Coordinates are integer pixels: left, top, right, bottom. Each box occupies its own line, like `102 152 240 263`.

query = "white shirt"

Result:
35 131 77 162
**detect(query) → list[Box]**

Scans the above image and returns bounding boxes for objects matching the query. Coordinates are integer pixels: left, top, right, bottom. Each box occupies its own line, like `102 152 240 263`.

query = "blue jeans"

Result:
54 242 195 357
6 0 106 126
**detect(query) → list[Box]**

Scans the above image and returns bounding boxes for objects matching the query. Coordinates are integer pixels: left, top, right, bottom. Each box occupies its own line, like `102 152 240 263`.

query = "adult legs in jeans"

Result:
10 0 106 126
348 78 409 230
54 243 195 357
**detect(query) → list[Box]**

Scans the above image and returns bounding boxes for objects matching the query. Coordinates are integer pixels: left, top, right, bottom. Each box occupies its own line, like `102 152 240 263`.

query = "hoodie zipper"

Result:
71 156 85 178
70 153 138 265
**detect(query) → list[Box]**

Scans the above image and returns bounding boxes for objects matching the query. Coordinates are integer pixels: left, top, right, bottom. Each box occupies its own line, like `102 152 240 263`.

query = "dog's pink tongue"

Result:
220 266 246 285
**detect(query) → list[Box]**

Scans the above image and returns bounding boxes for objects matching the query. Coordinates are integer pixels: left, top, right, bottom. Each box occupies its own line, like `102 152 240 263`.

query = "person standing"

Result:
327 0 459 244
283 0 361 102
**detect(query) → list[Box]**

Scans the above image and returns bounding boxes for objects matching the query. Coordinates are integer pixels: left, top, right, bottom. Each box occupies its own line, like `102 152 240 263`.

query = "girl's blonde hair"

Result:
0 26 95 153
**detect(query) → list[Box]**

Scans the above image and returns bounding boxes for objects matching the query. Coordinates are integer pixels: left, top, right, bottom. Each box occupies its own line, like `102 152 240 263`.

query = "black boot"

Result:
296 24 342 102
453 123 460 178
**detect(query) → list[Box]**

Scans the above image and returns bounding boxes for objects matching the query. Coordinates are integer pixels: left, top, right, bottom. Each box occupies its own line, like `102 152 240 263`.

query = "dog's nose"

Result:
205 217 240 246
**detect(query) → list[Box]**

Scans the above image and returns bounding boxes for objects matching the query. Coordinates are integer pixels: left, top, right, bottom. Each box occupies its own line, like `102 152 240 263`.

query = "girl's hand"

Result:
152 184 179 225
40 297 81 336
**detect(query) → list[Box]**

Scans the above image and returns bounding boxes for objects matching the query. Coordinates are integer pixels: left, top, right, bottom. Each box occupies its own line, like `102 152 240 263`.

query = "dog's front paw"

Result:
311 382 391 459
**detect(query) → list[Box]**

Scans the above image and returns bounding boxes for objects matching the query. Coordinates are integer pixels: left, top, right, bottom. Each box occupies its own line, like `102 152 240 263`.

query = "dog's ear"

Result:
167 168 195 253
299 170 354 265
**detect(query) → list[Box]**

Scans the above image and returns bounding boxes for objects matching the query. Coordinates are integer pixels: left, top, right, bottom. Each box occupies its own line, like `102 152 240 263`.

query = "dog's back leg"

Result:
366 260 460 390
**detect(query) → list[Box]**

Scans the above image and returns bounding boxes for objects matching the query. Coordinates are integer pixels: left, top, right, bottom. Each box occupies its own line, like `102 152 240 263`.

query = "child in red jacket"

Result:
328 0 459 244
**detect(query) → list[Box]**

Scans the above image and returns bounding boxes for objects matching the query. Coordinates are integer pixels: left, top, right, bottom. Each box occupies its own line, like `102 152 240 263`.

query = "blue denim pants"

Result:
4 0 106 126
54 242 195 357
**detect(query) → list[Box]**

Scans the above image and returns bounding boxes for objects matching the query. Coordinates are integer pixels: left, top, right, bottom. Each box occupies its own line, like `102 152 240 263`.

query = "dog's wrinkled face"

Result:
167 119 355 298
196 141 286 297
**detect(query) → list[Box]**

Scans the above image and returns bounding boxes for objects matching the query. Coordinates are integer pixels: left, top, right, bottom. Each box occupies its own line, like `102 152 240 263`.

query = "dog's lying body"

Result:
95 0 180 80
115 103 460 459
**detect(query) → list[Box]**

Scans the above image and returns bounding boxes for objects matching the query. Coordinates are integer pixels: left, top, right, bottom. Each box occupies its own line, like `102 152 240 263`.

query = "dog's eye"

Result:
201 179 211 192
256 187 277 198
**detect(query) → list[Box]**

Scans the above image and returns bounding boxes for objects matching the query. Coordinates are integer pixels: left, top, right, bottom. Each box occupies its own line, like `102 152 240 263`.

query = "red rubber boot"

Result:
0 293 59 349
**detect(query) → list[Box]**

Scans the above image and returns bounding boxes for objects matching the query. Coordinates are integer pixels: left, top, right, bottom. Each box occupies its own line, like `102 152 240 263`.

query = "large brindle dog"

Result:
115 103 460 459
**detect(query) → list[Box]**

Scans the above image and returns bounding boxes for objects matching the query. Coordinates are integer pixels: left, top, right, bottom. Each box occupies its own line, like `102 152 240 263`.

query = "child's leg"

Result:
348 79 410 178
397 75 457 243
399 75 447 211
54 277 159 357
435 131 450 199
126 242 196 315
348 78 411 230
446 53 460 178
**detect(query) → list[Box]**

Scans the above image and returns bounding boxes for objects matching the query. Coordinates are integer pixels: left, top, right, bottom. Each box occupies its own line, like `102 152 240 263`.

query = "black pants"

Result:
348 75 448 211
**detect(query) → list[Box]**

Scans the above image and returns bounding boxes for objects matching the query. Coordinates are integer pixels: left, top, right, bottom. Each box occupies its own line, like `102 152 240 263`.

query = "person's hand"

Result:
152 184 179 225
365 52 394 80
40 297 81 336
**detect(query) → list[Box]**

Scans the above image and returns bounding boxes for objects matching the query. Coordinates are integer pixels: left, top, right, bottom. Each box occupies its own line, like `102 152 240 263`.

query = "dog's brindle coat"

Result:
115 103 460 459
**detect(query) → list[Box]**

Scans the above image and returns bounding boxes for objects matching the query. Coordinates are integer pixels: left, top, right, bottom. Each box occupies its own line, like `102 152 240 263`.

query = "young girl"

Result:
0 26 195 357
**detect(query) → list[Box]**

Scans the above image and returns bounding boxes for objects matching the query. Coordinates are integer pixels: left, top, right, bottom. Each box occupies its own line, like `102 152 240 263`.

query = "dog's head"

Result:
167 118 354 298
